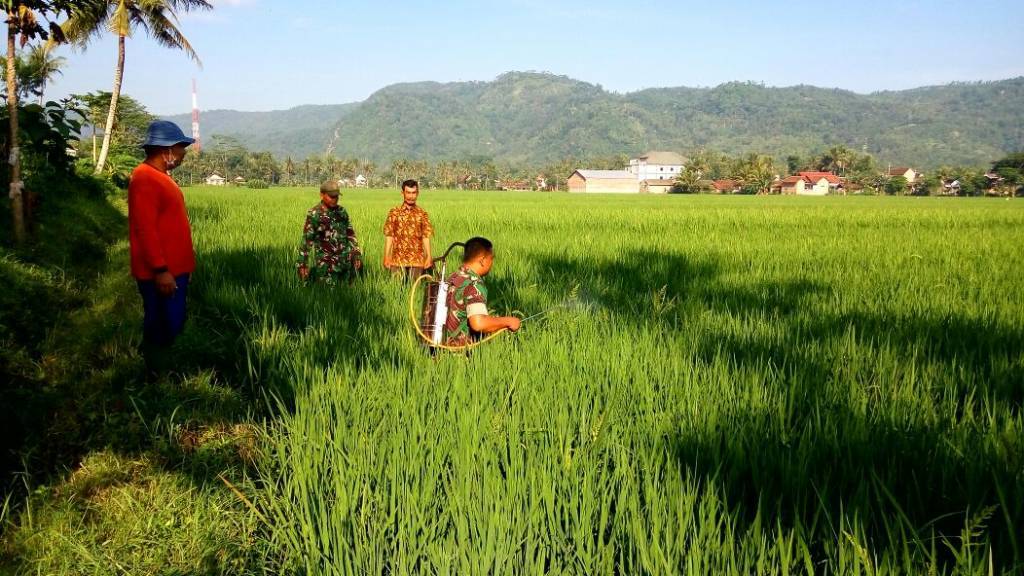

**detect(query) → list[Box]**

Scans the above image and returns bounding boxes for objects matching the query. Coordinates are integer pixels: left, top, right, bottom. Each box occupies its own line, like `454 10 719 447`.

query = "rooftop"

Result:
634 151 687 165
798 171 842 184
574 169 636 180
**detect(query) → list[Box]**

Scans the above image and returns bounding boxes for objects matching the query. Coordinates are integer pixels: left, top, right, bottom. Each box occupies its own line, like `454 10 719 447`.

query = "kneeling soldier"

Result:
442 237 520 347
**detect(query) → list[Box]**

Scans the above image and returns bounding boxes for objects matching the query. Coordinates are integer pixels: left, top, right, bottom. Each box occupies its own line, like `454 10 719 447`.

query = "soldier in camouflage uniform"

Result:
443 237 520 347
297 181 363 284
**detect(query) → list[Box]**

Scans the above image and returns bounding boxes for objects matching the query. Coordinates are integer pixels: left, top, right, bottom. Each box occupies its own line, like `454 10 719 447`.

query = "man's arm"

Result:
297 211 315 279
421 212 434 269
469 314 520 333
129 177 176 296
346 223 363 270
383 236 394 268
421 237 432 269
129 178 167 273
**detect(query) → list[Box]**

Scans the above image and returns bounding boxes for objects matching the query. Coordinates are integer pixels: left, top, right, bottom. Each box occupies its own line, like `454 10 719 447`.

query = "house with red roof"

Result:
779 175 806 195
887 167 919 184
711 179 741 194
795 171 842 195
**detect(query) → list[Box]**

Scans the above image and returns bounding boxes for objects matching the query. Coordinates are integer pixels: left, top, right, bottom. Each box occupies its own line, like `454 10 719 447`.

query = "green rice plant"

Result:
179 188 1023 574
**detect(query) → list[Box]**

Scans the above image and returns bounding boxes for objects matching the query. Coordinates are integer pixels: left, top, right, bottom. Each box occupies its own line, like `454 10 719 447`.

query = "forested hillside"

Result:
169 72 1024 168
167 103 358 159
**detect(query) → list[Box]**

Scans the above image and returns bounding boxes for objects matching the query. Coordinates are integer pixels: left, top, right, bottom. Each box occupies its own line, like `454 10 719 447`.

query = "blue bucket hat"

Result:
142 120 195 148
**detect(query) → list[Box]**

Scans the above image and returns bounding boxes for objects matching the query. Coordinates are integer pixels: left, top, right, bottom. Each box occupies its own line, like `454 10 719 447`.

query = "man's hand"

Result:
155 271 177 297
504 316 521 332
298 266 309 280
354 258 364 272
421 256 433 270
383 257 393 269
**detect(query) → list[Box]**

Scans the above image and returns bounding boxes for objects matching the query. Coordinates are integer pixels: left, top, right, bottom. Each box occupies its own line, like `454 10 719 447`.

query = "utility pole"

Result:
191 78 201 153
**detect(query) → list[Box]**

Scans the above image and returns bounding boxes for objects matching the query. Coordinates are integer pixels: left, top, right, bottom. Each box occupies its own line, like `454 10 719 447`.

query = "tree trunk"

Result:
7 10 25 244
95 34 125 175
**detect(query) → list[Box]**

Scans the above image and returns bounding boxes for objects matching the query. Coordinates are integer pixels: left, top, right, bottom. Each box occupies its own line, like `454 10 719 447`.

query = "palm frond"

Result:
142 7 200 65
60 2 112 45
55 0 207 62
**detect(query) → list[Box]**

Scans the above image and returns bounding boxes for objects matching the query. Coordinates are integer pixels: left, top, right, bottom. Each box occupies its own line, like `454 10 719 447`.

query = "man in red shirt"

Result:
128 120 195 371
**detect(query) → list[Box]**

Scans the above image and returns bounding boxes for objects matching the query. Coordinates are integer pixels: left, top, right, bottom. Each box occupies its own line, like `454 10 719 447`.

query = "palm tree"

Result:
827 145 853 177
6 2 27 242
61 0 212 175
26 42 63 103
737 153 775 195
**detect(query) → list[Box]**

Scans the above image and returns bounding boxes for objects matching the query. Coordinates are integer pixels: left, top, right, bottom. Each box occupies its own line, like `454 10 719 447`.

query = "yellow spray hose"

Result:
408 274 508 352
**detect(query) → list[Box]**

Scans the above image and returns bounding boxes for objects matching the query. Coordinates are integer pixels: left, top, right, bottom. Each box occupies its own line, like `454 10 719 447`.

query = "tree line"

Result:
673 146 1023 196
3 0 212 244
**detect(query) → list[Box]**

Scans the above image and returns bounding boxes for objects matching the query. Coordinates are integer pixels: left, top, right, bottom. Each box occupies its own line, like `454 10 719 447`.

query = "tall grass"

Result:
186 188 1023 574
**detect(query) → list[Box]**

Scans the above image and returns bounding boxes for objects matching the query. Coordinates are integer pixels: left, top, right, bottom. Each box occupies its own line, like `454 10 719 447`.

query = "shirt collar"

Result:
459 266 482 282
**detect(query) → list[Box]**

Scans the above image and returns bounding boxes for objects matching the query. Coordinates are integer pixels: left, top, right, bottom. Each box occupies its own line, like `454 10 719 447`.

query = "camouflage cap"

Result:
320 180 340 196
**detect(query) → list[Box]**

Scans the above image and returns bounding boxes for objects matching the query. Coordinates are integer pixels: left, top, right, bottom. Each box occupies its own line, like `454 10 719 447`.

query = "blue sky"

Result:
32 0 1024 115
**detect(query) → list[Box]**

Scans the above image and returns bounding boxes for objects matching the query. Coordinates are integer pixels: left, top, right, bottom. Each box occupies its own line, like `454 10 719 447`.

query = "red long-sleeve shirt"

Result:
128 163 195 280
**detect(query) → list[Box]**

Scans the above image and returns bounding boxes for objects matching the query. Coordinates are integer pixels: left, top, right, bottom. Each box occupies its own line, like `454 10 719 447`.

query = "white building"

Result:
627 151 686 181
567 170 640 193
355 174 368 187
204 173 226 186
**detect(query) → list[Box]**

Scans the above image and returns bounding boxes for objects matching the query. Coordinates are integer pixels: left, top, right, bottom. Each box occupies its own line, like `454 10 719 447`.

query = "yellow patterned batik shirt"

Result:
383 204 434 266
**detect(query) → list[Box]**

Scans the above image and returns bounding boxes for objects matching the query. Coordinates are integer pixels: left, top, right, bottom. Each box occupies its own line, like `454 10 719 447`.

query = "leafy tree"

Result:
991 152 1024 171
919 174 943 196
24 43 61 103
785 154 805 175
4 0 73 243
283 156 295 185
885 175 909 195
819 145 854 176
72 91 153 178
990 152 1023 196
61 0 212 175
0 44 64 103
672 165 708 194
734 153 775 195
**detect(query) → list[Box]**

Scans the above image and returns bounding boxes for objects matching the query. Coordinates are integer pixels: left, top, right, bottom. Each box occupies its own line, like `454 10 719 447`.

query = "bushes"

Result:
0 177 124 481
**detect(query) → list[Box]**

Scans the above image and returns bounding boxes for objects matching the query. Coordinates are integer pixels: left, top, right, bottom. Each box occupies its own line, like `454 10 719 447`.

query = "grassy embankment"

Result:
1 181 267 574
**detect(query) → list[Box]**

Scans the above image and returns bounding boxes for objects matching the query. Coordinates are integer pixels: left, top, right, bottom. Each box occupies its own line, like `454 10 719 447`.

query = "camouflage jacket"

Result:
296 203 362 283
443 266 488 346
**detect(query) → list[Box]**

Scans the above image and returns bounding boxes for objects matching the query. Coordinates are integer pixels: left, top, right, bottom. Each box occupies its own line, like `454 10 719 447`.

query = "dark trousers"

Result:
389 265 432 283
137 274 190 347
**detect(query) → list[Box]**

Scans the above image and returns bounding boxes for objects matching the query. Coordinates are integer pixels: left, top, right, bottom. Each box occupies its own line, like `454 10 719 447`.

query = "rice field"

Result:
185 187 1023 574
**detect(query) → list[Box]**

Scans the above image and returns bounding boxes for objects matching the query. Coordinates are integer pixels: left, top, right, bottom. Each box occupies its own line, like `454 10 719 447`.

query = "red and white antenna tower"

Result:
191 78 201 152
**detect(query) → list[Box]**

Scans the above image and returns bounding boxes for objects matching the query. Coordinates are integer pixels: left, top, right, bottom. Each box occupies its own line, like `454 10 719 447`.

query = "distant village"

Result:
189 148 1021 198
566 151 1012 196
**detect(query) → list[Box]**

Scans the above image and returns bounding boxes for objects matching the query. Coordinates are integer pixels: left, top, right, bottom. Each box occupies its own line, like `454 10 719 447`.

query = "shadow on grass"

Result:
532 248 1023 570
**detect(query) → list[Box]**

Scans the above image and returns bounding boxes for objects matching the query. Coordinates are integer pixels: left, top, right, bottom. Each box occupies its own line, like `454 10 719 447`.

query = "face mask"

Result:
164 151 177 170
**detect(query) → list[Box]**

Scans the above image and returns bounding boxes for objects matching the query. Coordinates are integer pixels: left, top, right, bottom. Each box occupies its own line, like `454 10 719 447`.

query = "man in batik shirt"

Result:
443 237 520 347
382 179 433 282
297 181 363 284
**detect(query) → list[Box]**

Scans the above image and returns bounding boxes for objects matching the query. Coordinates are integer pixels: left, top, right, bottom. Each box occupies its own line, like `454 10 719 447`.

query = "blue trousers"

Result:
137 274 190 347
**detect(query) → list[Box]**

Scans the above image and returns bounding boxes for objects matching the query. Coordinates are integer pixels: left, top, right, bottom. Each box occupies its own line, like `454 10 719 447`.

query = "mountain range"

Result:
167 72 1024 168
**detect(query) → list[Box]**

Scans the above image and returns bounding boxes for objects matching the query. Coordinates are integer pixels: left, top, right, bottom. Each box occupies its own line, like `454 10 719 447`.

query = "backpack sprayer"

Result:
409 241 509 352
409 242 589 351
